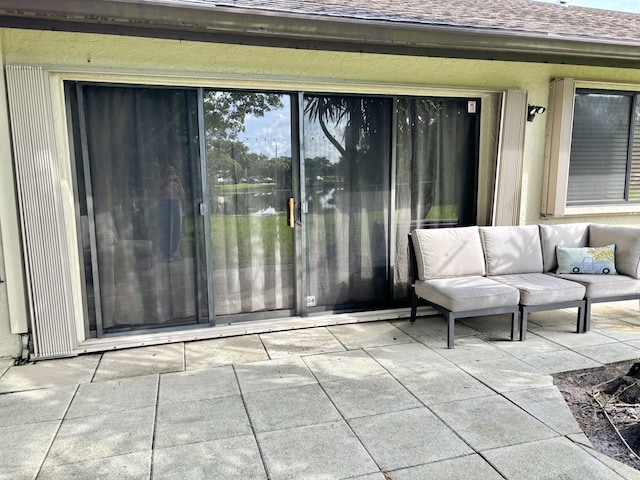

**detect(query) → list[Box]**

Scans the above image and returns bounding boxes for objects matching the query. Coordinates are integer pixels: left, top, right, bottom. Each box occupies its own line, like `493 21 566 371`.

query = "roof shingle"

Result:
161 0 640 43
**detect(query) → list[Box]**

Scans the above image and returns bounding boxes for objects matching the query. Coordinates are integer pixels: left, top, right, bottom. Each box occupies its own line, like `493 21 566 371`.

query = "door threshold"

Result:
76 306 436 355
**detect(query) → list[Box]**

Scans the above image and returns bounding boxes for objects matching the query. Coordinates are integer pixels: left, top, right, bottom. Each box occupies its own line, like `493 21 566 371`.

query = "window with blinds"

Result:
631 104 640 201
567 90 639 205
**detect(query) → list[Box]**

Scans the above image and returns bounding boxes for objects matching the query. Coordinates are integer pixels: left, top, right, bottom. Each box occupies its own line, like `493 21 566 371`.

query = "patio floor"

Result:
2 301 640 479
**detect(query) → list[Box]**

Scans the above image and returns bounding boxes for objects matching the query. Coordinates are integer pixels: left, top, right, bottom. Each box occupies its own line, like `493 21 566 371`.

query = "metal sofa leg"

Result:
447 313 455 348
410 290 418 323
584 299 593 333
511 310 519 342
576 303 585 334
520 308 528 341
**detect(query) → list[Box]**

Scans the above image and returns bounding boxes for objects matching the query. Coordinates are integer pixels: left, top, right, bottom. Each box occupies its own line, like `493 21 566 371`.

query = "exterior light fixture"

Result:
527 104 546 122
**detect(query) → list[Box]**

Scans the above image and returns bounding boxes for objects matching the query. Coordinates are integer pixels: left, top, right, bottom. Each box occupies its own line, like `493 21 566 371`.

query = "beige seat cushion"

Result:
553 273 640 298
479 225 543 275
490 273 585 306
412 227 485 281
414 276 519 312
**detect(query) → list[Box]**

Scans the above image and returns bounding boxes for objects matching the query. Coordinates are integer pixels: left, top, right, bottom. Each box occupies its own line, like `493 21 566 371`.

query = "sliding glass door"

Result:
68 82 481 336
303 95 390 309
393 97 480 299
69 84 208 335
203 91 295 317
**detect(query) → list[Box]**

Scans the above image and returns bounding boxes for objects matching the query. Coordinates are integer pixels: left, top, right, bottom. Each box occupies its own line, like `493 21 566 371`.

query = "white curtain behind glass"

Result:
204 91 294 316
394 98 478 299
303 96 389 308
79 86 202 331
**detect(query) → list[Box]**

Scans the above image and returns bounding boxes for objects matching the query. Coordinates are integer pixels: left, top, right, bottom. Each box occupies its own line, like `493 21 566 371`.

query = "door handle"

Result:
287 197 295 228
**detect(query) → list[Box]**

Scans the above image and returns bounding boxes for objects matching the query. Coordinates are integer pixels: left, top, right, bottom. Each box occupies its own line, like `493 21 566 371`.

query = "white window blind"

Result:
567 92 632 205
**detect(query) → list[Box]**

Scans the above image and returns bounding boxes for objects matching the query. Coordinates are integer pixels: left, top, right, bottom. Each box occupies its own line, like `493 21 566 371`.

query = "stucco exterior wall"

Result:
2 29 640 224
1 27 640 356
4 28 640 227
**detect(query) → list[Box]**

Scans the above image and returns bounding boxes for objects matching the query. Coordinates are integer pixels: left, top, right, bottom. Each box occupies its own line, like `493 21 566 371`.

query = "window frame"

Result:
541 78 640 217
0 62 516 355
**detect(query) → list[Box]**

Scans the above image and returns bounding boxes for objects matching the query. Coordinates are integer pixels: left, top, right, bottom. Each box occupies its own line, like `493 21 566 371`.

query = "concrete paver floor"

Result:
2 301 640 479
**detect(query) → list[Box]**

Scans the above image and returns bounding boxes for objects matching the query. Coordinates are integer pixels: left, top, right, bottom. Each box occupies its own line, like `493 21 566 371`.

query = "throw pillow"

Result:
556 244 617 275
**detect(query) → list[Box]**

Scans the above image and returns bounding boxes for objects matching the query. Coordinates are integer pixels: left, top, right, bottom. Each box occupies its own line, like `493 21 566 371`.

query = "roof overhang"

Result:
1 0 640 68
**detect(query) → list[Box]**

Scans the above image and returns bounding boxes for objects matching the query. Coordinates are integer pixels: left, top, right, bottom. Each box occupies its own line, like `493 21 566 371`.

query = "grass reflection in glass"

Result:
210 214 293 269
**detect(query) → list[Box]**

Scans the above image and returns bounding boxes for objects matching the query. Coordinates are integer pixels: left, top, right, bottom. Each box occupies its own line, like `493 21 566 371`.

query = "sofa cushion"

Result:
414 276 519 312
556 245 617 275
553 273 640 298
479 225 543 275
490 273 585 306
539 223 590 273
412 227 486 281
589 224 640 279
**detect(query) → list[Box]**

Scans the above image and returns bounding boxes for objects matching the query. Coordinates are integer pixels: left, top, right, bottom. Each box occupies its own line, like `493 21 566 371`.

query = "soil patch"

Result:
554 361 640 471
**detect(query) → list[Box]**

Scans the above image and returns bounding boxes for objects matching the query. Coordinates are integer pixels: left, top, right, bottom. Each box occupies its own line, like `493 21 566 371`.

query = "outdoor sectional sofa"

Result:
409 223 640 348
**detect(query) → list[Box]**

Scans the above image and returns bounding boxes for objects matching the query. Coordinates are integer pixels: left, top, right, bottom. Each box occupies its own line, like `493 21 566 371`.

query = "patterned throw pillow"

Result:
556 244 617 275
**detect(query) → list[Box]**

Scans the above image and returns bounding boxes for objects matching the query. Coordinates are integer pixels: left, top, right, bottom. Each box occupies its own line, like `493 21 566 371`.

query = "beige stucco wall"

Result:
4 28 640 227
1 27 640 354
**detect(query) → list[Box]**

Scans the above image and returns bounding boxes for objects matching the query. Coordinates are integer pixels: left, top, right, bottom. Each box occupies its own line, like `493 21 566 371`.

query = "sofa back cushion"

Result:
479 225 543 275
539 223 590 272
412 227 486 280
589 224 640 279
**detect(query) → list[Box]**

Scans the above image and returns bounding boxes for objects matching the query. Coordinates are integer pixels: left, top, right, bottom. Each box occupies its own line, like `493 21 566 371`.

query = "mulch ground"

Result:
554 361 640 471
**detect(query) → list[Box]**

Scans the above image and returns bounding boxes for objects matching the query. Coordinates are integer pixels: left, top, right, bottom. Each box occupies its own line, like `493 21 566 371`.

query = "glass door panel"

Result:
203 91 295 317
393 97 480 301
72 84 207 334
303 95 390 309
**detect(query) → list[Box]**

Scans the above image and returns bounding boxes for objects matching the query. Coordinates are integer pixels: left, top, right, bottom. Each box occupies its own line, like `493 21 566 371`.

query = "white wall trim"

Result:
541 77 575 217
27 65 504 355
